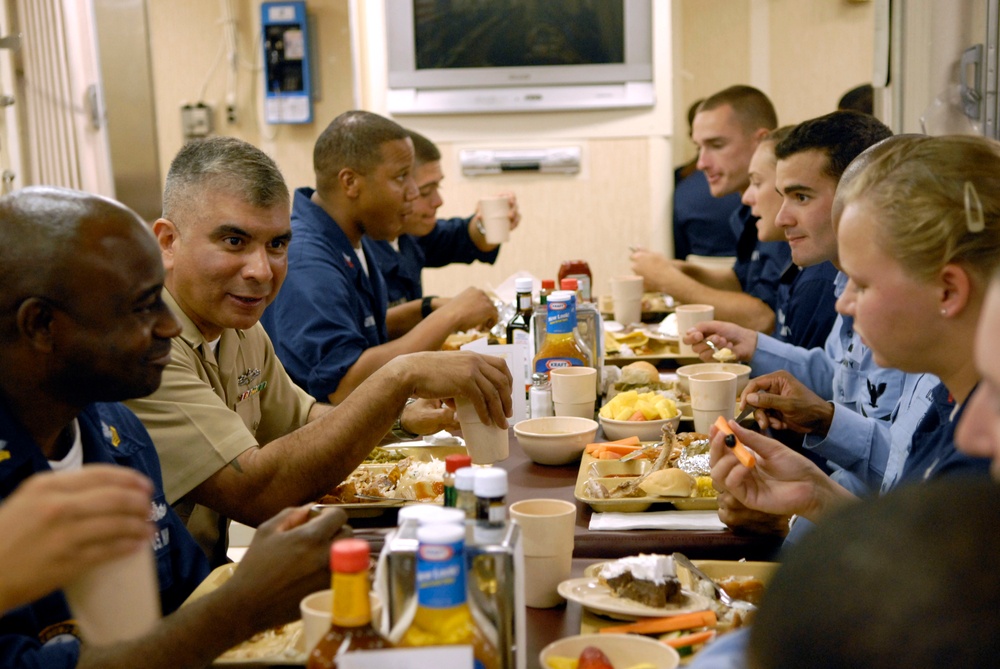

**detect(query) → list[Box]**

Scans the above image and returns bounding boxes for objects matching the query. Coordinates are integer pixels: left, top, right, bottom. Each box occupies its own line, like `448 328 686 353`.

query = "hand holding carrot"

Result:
708 420 856 523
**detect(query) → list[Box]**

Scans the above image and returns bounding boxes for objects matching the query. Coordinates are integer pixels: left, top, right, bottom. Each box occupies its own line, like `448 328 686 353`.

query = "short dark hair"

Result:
774 110 893 182
163 136 288 221
748 477 1000 669
838 83 874 115
313 110 410 193
407 129 441 166
699 85 778 133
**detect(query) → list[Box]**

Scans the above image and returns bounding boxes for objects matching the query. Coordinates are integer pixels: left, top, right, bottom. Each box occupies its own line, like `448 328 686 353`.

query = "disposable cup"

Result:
553 400 595 419
455 396 509 465
675 304 715 356
509 498 577 557
510 497 576 609
62 545 161 646
479 196 511 244
523 554 573 608
612 298 642 326
689 371 738 411
609 275 644 301
550 366 597 404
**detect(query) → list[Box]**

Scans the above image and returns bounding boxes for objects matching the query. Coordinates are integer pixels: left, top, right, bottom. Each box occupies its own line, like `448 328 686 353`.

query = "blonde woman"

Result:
712 134 998 524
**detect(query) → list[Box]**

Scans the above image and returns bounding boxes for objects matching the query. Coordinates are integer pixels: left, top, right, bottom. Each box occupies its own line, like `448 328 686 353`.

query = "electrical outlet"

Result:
181 103 213 139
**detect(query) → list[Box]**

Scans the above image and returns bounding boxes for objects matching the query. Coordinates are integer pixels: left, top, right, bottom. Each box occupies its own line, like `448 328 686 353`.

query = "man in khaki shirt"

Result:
125 137 513 564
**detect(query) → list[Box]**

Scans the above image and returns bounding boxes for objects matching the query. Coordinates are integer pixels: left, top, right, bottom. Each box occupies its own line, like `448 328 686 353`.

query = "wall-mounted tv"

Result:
385 0 654 115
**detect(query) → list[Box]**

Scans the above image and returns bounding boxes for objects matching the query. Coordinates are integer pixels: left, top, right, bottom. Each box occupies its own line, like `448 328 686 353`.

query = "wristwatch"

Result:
391 398 420 440
475 216 487 237
421 296 436 319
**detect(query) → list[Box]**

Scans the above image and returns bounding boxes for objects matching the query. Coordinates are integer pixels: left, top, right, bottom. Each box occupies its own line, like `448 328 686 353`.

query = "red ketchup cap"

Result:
445 453 473 473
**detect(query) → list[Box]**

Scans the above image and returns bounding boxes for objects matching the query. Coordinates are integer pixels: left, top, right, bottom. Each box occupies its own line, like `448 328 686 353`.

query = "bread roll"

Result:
621 361 659 386
638 468 696 497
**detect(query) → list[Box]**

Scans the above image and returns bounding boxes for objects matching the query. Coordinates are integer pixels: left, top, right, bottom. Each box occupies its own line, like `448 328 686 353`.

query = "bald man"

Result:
0 186 347 669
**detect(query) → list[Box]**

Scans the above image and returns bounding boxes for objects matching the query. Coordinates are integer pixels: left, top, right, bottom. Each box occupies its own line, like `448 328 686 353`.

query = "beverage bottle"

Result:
443 454 472 508
533 291 593 376
399 524 498 669
505 277 533 346
506 277 534 396
308 539 390 668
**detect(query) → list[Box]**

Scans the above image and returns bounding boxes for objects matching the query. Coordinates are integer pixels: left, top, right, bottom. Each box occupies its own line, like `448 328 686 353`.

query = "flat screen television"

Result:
385 0 654 115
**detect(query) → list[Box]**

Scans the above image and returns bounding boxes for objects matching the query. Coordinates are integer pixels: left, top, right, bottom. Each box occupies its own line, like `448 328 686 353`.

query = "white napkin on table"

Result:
589 510 726 531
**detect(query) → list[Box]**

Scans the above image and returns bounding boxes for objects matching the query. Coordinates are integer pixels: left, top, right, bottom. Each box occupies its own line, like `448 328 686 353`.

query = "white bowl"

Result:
514 416 599 465
600 414 681 442
676 362 752 395
540 633 680 669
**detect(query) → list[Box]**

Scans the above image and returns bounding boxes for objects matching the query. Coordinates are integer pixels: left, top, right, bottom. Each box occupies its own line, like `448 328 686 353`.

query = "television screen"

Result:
413 0 624 70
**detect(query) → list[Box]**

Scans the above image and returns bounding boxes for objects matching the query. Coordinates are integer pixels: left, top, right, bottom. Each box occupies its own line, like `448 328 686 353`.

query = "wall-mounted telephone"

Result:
261 2 312 124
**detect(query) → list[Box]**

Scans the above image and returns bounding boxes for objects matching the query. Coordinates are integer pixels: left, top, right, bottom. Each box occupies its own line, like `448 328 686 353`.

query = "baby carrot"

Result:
714 415 756 469
662 630 717 649
599 610 717 635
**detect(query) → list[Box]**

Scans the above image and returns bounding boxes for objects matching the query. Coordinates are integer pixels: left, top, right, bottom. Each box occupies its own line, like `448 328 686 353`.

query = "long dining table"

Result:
348 428 784 669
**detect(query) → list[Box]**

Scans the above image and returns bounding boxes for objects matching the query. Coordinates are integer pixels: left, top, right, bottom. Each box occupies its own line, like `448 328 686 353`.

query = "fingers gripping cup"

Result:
675 304 715 357
478 196 511 244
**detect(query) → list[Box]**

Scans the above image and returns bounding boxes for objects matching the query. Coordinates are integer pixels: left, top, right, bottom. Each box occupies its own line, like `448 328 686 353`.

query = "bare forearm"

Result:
678 265 742 291
329 328 451 403
191 363 414 524
77 584 260 669
800 478 858 524
387 301 423 339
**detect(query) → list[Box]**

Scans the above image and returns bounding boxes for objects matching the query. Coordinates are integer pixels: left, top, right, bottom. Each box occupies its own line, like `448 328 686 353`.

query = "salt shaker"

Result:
529 373 554 418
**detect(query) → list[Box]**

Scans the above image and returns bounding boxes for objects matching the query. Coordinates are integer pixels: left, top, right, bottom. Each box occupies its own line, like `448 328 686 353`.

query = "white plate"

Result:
557 577 713 620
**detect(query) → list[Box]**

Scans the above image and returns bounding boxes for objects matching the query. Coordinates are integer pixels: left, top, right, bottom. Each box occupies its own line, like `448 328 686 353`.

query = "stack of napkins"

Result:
589 510 726 531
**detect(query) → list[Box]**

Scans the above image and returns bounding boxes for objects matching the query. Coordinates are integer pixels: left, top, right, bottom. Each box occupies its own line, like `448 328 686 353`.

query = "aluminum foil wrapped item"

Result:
676 436 712 477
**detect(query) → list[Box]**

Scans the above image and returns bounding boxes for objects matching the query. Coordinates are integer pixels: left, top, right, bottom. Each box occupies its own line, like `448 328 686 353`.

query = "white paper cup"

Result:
300 589 382 655
609 275 644 301
523 554 573 608
479 196 511 244
461 421 510 464
550 366 597 404
511 498 576 609
689 371 737 433
689 371 738 411
509 498 577 556
553 400 595 419
63 545 161 646
675 304 715 356
612 298 642 326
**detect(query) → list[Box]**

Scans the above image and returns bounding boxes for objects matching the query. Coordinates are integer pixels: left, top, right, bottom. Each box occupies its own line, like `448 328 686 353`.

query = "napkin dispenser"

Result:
377 519 526 669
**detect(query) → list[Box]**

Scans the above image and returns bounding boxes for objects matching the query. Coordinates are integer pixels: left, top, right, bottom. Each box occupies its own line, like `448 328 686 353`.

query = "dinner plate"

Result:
557 577 713 620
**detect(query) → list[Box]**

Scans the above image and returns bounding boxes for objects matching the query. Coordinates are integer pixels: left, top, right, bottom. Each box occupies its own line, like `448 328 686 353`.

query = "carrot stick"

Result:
662 630 717 649
714 416 756 469
585 436 641 453
599 610 717 635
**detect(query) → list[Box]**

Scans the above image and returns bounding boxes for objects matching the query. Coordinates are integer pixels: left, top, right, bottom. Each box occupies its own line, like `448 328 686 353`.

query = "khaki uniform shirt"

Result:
125 291 316 564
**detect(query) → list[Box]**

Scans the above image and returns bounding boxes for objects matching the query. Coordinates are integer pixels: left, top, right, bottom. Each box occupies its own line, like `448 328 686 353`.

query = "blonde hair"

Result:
839 134 1000 285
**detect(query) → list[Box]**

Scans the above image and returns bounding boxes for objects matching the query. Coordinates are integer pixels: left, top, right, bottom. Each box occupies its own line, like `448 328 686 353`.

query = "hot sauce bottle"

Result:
558 259 593 301
307 539 390 668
